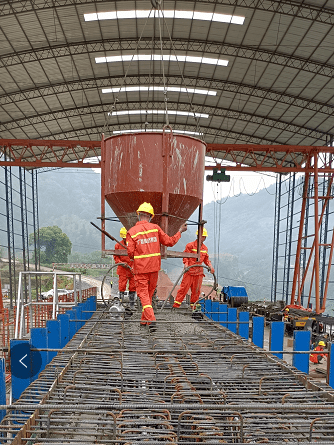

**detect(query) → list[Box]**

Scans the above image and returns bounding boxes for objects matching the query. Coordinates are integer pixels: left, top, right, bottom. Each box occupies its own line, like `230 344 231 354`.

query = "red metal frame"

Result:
0 138 101 168
2 138 334 313
205 144 334 173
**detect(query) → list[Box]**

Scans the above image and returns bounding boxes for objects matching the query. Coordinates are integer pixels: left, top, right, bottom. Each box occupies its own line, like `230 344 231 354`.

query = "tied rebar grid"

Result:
1 308 334 444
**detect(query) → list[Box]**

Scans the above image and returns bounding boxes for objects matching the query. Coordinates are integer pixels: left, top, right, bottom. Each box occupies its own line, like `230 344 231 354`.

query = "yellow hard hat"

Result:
137 202 154 217
196 227 208 237
318 341 326 346
285 308 289 312
120 227 127 238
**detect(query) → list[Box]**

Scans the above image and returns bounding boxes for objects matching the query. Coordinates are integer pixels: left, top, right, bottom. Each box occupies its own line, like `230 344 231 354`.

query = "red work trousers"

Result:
173 273 203 307
118 273 136 292
134 272 158 325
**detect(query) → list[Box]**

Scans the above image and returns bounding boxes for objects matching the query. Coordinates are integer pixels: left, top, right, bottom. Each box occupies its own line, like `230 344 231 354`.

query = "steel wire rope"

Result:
144 31 155 131
240 175 265 196
157 7 204 138
160 264 217 311
103 8 155 133
156 1 169 126
210 178 233 205
212 182 223 287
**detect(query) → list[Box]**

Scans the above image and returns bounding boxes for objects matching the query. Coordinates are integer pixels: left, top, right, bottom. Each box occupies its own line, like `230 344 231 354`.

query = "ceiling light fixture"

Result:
113 129 202 136
84 10 245 25
102 86 217 96
108 110 208 118
96 54 228 66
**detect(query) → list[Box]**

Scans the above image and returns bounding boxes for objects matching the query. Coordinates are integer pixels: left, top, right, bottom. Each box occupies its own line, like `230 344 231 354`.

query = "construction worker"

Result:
113 227 136 309
310 340 327 364
173 228 214 310
283 307 290 322
126 202 187 332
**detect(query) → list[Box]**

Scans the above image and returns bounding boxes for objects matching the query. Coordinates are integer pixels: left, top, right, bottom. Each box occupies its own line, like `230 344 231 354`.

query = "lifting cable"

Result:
156 4 204 138
103 8 155 133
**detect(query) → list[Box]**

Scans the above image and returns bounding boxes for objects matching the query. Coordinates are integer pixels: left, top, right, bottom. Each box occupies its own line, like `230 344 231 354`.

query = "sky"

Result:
203 170 277 204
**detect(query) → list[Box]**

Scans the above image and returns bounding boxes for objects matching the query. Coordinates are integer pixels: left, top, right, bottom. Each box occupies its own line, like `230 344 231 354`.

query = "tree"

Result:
29 226 72 264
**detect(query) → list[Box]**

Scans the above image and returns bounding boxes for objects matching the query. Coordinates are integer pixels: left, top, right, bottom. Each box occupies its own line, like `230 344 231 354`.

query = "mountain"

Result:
37 169 276 300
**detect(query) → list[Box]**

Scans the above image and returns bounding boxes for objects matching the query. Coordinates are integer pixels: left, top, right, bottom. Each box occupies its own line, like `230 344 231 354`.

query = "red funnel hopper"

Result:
102 131 205 235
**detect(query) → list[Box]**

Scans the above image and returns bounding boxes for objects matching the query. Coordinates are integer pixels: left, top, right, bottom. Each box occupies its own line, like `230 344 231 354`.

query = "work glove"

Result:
210 267 215 274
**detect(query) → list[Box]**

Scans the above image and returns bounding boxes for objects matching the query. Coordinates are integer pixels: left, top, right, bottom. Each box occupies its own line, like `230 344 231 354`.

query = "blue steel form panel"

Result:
57 313 70 347
329 342 334 389
238 312 249 339
270 322 284 359
205 299 212 319
76 305 81 331
252 316 264 348
79 304 85 327
212 301 219 322
30 328 47 381
0 358 5 422
69 309 76 339
91 295 97 312
227 308 237 333
82 300 89 320
219 304 227 327
293 330 311 374
10 340 31 402
47 320 60 364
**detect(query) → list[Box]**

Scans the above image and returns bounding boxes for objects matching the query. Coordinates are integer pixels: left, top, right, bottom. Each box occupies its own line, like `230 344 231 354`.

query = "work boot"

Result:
148 322 157 333
119 292 125 303
128 291 136 309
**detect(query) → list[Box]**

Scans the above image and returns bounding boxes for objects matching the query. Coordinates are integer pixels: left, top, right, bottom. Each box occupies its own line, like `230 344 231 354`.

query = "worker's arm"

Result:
114 242 128 264
126 233 135 260
158 222 187 247
204 253 215 274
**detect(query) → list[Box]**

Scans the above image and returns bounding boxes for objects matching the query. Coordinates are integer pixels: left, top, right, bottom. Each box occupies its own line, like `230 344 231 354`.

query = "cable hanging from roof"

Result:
104 0 204 138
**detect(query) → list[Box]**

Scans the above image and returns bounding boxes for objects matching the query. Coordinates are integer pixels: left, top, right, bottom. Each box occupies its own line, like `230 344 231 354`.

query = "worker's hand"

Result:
210 267 215 274
179 223 187 233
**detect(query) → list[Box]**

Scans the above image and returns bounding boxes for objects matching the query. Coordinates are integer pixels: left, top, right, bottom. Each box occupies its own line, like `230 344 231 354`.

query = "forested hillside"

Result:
37 169 276 300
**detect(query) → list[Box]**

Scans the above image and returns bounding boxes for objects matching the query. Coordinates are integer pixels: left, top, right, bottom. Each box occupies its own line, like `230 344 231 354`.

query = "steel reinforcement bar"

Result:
1 308 334 444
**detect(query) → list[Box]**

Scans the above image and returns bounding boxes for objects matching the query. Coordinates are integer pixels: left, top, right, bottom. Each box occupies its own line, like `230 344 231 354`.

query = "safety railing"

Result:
15 271 97 339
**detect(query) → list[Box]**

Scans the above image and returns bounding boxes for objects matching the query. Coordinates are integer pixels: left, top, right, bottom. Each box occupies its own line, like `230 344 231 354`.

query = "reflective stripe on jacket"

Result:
127 221 181 274
113 239 133 277
183 240 212 276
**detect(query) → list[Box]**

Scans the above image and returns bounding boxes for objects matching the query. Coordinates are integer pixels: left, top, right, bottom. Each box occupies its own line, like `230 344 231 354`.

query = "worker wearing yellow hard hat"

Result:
113 227 136 308
136 202 154 217
310 339 327 364
127 202 187 332
173 226 215 310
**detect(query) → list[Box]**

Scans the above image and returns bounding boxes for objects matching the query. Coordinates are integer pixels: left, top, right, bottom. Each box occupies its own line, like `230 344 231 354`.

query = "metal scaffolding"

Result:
271 153 334 310
0 165 40 307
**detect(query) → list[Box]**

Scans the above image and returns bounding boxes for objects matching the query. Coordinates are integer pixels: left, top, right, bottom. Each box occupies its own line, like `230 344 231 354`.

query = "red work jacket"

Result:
310 346 327 364
183 240 213 276
126 221 181 274
113 239 133 277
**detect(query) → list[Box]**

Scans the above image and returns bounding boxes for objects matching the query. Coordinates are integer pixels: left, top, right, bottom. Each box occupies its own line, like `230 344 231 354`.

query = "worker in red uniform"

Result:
310 340 327 364
172 228 214 310
113 227 136 309
126 202 187 332
283 307 290 322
